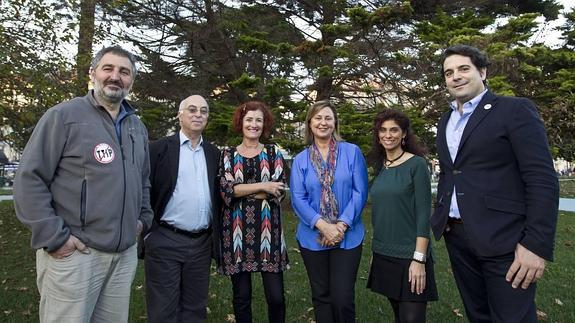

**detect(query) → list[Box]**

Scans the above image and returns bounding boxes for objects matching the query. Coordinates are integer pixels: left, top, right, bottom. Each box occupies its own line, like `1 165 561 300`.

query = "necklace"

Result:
384 150 405 169
242 142 261 150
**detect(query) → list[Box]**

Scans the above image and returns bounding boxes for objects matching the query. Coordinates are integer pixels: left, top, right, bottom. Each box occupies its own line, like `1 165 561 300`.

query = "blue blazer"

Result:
290 142 368 251
431 91 559 260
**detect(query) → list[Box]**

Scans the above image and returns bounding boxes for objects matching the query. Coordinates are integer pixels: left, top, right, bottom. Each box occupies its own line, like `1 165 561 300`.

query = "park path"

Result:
559 198 575 212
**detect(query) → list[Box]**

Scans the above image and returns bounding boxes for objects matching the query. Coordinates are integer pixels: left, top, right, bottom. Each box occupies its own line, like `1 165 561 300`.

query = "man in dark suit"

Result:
431 45 559 322
145 95 221 323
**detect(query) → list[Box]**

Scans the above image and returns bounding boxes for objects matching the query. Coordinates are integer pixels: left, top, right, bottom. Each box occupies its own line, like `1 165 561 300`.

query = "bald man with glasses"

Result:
145 95 221 323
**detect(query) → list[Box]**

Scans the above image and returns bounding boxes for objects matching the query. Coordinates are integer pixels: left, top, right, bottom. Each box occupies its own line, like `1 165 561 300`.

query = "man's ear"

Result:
479 67 487 81
88 67 95 82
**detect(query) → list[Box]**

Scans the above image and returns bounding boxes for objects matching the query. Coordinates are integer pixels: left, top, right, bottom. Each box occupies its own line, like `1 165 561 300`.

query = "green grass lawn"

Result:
0 200 573 322
0 188 12 195
560 178 575 198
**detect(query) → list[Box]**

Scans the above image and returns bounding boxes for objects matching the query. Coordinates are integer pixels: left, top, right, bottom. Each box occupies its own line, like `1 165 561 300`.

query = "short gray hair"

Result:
91 45 138 77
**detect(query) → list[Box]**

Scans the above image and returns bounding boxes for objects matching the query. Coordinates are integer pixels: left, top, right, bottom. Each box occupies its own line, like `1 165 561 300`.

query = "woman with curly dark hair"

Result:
366 109 438 323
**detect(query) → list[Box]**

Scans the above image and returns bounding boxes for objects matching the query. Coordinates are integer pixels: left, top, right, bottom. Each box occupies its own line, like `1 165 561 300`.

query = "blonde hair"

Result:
303 99 342 145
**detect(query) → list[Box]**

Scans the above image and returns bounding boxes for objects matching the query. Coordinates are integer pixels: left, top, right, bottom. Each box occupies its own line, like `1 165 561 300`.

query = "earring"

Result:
401 138 405 146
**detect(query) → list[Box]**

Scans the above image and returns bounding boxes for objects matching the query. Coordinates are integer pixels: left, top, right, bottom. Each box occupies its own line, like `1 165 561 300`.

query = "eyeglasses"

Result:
182 106 209 116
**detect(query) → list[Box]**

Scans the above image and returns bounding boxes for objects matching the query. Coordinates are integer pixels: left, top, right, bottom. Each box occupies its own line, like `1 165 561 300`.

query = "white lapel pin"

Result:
484 104 492 110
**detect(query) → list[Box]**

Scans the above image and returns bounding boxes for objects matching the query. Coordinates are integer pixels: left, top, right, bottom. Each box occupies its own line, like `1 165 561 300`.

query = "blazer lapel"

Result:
437 110 453 167
457 91 497 156
167 134 180 189
203 143 217 195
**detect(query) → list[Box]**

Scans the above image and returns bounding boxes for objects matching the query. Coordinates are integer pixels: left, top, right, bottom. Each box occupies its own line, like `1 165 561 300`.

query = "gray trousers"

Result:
144 226 212 323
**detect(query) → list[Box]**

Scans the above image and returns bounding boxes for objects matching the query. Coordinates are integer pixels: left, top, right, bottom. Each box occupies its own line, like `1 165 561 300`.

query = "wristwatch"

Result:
413 251 426 264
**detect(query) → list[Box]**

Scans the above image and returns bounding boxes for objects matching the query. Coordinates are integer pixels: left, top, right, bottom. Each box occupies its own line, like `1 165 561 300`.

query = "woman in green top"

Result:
367 109 438 323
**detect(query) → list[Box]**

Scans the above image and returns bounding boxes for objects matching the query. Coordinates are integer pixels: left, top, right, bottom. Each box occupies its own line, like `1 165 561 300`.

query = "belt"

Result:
445 217 463 233
447 217 464 225
159 221 212 238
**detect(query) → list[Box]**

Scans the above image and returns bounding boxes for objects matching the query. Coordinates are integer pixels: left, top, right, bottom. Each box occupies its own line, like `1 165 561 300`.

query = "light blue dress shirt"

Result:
161 131 212 231
446 89 487 219
290 142 368 250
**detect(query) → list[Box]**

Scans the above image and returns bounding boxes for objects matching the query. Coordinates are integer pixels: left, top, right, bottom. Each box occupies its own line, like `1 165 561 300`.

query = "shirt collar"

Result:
179 130 203 148
450 89 488 115
116 103 128 121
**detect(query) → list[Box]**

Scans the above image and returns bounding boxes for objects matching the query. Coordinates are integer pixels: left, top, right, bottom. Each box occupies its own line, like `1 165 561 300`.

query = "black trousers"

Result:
444 222 537 323
299 244 362 323
144 226 212 323
231 271 286 323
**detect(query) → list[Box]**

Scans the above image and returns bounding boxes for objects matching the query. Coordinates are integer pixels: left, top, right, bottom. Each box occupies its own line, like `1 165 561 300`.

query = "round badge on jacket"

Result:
94 143 115 164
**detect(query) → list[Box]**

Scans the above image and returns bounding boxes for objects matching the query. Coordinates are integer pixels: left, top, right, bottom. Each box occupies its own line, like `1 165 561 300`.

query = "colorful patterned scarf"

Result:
310 138 339 228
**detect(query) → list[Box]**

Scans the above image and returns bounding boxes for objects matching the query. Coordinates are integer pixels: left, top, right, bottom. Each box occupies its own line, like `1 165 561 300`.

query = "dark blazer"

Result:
431 91 559 260
147 133 222 262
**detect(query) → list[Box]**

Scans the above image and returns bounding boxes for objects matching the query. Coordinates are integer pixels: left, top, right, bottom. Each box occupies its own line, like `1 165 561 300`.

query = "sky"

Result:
539 0 574 47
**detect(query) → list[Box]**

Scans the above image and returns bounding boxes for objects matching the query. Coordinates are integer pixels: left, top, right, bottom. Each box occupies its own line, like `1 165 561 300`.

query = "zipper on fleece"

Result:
130 132 135 164
115 123 128 252
80 179 87 229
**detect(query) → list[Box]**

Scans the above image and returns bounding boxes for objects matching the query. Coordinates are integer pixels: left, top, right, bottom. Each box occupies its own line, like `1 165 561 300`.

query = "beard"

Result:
93 80 129 104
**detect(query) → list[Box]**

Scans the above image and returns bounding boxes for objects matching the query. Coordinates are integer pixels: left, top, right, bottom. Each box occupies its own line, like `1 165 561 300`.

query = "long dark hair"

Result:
367 109 428 174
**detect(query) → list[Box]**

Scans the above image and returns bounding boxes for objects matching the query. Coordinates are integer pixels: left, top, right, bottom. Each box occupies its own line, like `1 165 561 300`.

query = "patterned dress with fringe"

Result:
218 144 289 275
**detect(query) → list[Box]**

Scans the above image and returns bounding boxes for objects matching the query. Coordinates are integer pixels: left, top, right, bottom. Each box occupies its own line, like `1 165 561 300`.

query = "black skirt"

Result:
367 252 438 302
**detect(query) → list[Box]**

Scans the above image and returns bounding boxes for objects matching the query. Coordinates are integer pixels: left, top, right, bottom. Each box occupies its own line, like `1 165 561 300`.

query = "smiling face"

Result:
178 95 209 137
310 106 336 142
443 54 487 107
242 109 264 141
90 53 134 104
378 119 405 153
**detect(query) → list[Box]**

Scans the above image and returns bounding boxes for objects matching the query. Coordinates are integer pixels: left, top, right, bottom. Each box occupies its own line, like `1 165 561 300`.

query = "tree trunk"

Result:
314 3 337 101
75 0 96 96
